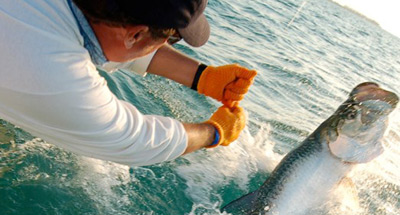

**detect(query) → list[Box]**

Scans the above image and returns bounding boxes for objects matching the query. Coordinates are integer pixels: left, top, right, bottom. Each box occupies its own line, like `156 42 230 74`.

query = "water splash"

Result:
175 124 283 213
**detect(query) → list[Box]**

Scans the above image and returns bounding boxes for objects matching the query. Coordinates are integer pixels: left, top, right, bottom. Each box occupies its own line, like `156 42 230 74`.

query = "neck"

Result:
90 21 128 62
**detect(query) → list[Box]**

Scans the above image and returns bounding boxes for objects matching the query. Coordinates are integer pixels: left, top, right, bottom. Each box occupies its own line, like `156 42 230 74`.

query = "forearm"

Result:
147 44 200 87
182 123 216 154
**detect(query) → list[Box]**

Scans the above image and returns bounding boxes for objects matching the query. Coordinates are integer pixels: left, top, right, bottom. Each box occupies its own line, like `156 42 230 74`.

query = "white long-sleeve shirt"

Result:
0 0 188 166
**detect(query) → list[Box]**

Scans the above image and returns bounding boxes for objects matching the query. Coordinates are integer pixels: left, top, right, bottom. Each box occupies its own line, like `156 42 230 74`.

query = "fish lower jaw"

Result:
328 133 385 163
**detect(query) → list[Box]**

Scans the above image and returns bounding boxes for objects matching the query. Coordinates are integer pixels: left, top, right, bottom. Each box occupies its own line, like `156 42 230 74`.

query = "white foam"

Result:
175 124 283 208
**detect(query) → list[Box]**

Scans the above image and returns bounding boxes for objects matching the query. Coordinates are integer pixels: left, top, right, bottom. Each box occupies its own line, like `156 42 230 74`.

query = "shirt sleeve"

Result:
127 51 157 75
0 54 188 167
101 51 157 76
0 1 188 167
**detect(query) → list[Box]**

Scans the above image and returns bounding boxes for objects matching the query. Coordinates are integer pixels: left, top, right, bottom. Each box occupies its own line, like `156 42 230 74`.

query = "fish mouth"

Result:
350 82 398 125
350 82 399 108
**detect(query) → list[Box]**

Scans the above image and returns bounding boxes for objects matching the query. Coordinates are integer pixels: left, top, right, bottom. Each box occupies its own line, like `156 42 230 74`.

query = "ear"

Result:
124 25 149 49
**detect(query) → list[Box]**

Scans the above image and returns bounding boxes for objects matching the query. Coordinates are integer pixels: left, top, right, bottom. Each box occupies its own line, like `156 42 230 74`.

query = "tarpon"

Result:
222 82 398 215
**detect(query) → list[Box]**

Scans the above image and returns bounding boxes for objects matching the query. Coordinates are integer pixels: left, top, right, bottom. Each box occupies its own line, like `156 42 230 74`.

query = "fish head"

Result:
326 82 398 163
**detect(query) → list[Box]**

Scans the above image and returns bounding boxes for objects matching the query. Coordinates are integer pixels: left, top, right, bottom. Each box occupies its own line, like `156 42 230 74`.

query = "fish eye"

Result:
347 111 357 120
342 106 359 120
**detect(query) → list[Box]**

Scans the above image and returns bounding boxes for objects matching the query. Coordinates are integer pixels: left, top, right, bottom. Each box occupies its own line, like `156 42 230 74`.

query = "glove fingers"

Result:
224 91 245 102
220 106 245 146
232 106 246 124
197 64 256 103
223 79 253 103
234 67 257 80
207 104 246 147
231 105 244 114
226 79 252 94
223 100 238 109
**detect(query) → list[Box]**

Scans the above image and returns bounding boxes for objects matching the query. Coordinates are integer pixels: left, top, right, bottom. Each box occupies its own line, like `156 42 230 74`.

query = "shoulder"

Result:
0 0 93 91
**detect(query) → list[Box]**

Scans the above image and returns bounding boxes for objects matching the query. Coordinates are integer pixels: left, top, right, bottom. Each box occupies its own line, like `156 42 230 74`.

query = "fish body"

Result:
222 82 398 215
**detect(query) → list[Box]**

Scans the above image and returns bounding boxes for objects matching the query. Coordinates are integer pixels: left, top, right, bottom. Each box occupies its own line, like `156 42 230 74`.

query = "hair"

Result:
72 0 176 39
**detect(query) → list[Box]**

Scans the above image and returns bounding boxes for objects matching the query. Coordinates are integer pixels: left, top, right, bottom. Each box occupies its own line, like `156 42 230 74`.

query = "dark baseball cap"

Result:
74 0 210 46
127 0 210 47
175 0 210 47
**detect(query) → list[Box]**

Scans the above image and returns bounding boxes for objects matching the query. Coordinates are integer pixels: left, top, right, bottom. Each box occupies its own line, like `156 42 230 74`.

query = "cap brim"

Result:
178 14 210 47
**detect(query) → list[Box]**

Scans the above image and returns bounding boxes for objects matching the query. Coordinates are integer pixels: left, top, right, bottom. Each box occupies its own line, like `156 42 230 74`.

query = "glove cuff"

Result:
204 120 224 148
191 63 208 91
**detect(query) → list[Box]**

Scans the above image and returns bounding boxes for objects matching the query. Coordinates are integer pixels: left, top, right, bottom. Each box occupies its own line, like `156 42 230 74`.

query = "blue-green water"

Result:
1 0 400 214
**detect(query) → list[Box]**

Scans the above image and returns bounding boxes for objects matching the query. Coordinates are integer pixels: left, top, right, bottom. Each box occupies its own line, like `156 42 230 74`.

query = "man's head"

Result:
73 0 210 47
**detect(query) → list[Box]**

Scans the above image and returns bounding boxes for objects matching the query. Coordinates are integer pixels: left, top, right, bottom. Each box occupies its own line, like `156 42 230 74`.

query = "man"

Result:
0 0 256 166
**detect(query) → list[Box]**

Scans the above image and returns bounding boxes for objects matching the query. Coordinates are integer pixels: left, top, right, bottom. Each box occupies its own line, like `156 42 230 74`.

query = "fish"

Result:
222 82 399 215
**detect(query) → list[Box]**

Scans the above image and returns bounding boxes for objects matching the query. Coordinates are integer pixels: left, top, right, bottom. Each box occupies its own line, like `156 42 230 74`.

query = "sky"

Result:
333 0 400 38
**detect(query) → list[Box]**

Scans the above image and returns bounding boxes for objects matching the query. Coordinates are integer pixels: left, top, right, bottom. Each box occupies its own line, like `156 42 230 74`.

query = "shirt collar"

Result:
67 0 108 66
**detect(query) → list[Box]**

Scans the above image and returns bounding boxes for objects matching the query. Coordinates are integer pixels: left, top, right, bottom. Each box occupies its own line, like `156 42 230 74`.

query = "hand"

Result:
197 64 257 107
205 105 246 147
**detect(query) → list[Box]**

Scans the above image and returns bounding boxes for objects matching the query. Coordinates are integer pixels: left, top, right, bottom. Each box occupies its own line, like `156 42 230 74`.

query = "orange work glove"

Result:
197 64 257 107
205 105 246 148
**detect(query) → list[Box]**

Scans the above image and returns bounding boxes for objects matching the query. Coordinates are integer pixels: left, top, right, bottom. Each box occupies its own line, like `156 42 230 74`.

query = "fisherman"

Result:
0 0 256 166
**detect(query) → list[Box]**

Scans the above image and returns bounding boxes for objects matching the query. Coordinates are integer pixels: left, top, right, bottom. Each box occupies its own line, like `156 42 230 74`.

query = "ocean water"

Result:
1 0 400 214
